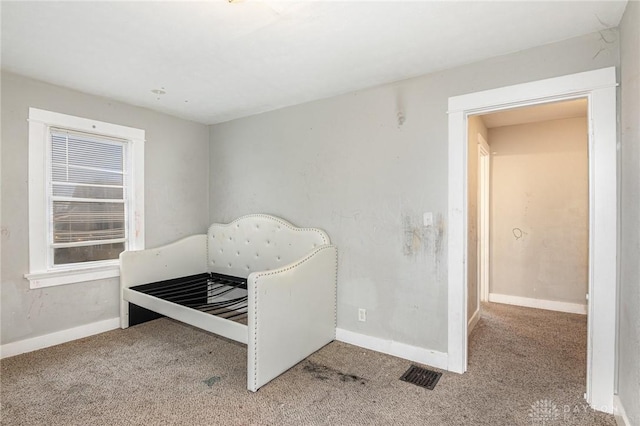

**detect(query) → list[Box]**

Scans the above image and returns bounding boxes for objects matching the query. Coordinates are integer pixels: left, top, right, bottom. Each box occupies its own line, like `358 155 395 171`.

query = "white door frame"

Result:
477 134 490 303
447 67 617 413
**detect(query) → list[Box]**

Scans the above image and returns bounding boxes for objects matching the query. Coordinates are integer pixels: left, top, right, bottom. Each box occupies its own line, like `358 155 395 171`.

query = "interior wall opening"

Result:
466 98 590 396
448 67 618 412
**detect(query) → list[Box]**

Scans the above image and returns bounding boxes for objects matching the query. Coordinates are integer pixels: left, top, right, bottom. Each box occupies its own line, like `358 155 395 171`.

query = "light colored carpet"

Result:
1 303 616 425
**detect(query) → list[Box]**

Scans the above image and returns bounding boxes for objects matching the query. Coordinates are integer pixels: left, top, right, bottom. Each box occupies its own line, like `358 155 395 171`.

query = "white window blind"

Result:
49 129 128 265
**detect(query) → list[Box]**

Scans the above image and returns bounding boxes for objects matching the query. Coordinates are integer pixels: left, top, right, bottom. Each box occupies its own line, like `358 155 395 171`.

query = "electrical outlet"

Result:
358 308 366 322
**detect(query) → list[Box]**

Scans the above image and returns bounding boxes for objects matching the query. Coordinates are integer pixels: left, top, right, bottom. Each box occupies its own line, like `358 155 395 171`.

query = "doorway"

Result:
470 99 589 327
447 67 617 413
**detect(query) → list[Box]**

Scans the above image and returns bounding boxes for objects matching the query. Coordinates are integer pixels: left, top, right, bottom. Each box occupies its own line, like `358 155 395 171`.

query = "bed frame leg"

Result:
129 303 164 327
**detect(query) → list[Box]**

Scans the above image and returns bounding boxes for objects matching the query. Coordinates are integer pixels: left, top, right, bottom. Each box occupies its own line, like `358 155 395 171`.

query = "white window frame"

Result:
25 108 145 288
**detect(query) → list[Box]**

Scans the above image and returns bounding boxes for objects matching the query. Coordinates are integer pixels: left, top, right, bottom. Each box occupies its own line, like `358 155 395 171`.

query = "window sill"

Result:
25 264 120 289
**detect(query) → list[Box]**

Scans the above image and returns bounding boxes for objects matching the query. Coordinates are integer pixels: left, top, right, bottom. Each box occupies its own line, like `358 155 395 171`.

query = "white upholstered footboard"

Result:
119 214 337 392
247 244 338 392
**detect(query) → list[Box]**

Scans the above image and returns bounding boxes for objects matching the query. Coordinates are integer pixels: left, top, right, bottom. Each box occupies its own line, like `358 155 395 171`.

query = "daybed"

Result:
119 214 338 392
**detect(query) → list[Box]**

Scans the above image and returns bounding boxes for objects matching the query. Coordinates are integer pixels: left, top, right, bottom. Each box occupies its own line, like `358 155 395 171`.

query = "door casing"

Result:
447 67 617 413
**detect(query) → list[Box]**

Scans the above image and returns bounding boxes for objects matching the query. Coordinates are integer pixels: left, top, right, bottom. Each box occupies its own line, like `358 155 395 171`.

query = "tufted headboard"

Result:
207 214 330 278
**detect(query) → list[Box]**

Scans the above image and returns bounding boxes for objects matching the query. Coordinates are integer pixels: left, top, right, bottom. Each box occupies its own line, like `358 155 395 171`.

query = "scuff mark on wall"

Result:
27 289 44 319
403 215 425 257
402 212 445 279
395 89 406 128
434 214 446 280
434 213 445 258
512 227 524 240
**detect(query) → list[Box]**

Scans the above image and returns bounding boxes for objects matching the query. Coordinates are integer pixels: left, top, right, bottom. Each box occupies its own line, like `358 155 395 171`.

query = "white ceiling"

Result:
480 98 588 129
1 1 627 125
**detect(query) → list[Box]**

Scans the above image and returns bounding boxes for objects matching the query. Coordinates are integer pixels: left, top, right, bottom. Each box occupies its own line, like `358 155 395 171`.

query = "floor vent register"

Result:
400 365 442 390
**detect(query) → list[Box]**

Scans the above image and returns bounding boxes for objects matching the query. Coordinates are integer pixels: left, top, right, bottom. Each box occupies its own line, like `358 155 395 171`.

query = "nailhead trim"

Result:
333 247 338 334
253 275 259 390
206 214 330 276
250 245 334 278
250 244 337 390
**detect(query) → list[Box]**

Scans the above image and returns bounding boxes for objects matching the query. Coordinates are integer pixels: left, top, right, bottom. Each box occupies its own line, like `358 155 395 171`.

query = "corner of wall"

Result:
616 1 640 425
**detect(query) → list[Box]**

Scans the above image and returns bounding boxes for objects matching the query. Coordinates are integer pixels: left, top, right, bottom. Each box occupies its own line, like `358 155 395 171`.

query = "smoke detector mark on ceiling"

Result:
151 88 166 101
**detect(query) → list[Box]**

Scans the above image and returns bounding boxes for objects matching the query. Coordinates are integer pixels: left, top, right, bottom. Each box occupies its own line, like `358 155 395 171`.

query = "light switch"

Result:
423 212 433 227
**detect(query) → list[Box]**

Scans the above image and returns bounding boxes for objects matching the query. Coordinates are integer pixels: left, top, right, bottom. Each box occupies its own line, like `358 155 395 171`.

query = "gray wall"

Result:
618 0 640 423
488 117 588 305
0 72 210 345
209 31 619 352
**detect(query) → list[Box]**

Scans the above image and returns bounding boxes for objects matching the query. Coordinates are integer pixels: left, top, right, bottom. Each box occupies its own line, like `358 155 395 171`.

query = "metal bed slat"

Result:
127 272 250 331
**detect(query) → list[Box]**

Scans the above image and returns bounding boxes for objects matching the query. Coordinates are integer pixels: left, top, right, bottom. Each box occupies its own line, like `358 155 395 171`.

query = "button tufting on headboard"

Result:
207 214 330 278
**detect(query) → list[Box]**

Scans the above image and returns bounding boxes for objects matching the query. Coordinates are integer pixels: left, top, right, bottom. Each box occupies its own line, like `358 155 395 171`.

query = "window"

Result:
26 108 144 288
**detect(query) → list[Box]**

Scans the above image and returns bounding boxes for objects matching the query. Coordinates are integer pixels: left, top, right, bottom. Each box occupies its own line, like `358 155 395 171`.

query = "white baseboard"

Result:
335 328 448 370
613 395 632 426
0 317 120 359
489 293 587 315
468 308 480 336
